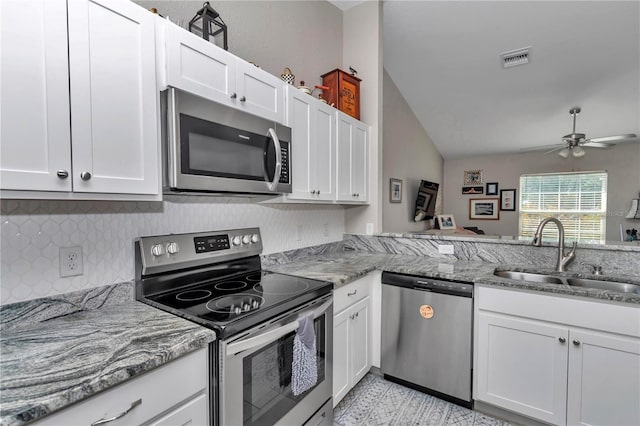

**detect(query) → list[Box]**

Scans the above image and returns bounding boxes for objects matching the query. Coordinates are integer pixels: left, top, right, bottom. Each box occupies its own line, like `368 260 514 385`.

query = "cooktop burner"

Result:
176 289 212 301
205 293 265 315
214 280 248 291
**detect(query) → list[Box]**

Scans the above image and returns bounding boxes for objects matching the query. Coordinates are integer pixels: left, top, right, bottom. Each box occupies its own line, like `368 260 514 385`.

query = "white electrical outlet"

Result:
60 246 83 277
438 244 455 255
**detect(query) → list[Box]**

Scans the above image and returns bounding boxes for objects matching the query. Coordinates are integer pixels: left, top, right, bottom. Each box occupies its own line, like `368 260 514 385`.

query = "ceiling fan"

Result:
535 107 637 158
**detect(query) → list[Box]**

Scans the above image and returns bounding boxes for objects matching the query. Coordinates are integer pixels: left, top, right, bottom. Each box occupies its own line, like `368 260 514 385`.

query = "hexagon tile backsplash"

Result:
0 196 345 305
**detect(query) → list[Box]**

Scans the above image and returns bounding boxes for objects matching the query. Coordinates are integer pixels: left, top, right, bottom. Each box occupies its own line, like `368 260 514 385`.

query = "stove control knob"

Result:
167 242 180 255
151 243 166 257
234 306 241 315
243 303 251 311
232 236 242 246
242 235 251 245
252 300 260 308
251 234 260 244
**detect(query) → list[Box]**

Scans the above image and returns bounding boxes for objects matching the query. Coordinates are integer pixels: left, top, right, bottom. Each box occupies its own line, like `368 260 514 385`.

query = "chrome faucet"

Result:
531 217 577 272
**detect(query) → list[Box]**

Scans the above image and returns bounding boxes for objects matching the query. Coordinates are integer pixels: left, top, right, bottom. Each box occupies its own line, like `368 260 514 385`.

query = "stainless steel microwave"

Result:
163 88 291 195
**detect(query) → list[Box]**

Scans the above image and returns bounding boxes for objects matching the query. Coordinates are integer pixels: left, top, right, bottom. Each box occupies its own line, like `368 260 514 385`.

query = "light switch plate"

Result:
438 244 455 255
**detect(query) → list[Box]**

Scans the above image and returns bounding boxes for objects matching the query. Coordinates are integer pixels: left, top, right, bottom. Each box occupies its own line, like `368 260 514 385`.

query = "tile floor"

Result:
334 373 513 426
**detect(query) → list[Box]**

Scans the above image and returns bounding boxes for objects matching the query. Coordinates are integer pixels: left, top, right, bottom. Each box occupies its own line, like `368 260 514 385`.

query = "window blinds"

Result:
519 171 608 243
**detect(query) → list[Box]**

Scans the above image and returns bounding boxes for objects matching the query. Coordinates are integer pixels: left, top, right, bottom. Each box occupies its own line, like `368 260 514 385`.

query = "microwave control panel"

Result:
279 143 290 184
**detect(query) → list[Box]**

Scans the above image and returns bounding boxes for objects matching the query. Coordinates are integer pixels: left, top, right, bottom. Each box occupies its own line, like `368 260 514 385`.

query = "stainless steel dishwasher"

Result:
381 271 473 408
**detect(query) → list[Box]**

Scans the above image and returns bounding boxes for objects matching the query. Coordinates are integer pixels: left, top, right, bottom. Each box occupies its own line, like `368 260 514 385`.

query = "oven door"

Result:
220 295 333 426
165 88 291 194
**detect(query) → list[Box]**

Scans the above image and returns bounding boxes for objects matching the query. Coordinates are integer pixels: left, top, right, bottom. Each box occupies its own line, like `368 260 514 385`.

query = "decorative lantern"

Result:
189 2 228 50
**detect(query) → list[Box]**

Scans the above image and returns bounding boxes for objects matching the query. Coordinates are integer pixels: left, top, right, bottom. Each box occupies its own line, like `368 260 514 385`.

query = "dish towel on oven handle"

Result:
291 313 317 396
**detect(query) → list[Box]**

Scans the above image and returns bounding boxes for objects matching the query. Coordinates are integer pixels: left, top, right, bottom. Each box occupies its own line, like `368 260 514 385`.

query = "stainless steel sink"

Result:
493 269 640 294
566 278 640 294
493 270 564 284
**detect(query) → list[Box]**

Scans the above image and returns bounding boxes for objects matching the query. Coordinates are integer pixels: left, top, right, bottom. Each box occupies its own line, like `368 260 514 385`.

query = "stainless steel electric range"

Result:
135 228 334 426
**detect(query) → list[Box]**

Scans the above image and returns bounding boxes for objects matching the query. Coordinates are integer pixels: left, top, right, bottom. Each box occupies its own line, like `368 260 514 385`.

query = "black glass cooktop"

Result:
146 270 332 338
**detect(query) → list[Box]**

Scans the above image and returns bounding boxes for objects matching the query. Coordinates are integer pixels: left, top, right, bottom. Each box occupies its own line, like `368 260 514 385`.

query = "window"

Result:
519 171 608 243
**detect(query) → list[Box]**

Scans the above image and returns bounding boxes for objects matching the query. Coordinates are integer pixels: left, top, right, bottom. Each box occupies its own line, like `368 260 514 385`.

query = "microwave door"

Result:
263 128 282 192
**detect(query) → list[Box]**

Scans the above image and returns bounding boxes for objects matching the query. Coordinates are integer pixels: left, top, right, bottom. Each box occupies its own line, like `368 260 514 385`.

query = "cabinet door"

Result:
287 88 314 199
0 0 72 192
350 122 368 203
336 113 367 203
236 59 284 123
567 330 640 426
164 21 237 106
67 0 159 195
314 102 336 201
476 312 568 425
350 296 371 385
333 308 351 406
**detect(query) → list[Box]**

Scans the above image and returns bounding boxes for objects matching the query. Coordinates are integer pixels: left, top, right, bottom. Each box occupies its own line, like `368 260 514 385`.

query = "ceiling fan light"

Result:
558 148 570 158
572 146 586 158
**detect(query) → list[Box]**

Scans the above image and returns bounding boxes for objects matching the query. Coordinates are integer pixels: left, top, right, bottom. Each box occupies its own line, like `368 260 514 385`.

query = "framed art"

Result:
436 214 456 230
469 198 500 220
390 178 403 203
462 186 483 195
500 189 517 211
486 182 498 196
463 170 483 185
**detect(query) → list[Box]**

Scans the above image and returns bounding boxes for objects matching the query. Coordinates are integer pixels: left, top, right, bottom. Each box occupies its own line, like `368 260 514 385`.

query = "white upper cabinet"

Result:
286 87 335 201
336 112 369 203
1 0 160 198
67 0 159 195
0 0 72 192
163 22 284 124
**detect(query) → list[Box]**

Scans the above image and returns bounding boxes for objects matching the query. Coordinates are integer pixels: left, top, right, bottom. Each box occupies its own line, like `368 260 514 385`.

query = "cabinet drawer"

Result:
34 348 208 426
334 276 370 313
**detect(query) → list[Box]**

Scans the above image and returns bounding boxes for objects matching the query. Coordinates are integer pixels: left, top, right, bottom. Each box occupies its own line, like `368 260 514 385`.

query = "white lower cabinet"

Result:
475 286 640 426
333 275 372 406
33 348 209 426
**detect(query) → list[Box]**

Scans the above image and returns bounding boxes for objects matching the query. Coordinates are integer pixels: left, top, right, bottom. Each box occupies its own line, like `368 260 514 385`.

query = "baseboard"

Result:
474 400 550 426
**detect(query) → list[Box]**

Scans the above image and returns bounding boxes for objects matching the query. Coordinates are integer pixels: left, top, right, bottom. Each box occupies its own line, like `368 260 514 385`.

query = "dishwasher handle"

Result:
382 271 473 297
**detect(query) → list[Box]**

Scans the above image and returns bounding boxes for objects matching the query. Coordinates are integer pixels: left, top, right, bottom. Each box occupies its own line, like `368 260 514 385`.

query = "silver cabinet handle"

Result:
347 289 357 296
56 170 69 179
355 312 359 317
80 171 92 181
230 92 237 99
573 340 581 346
266 128 281 191
91 399 141 426
317 190 320 194
350 313 355 320
559 337 566 343
240 96 246 102
311 190 316 195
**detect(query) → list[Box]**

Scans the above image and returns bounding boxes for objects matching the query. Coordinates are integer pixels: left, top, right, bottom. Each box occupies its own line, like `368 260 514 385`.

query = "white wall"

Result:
343 0 383 235
382 70 444 233
0 197 345 305
442 143 640 240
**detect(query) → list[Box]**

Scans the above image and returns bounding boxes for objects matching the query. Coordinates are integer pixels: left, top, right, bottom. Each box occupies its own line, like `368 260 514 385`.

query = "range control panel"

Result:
137 227 262 275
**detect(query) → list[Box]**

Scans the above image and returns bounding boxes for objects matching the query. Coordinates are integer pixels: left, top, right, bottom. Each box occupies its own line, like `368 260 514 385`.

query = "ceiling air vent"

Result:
500 47 531 68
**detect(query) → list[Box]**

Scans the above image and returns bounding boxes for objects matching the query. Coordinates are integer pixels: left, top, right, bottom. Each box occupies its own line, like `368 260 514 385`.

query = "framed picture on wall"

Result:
464 170 483 185
486 182 498 195
390 178 403 203
500 189 517 211
462 186 484 195
469 198 500 220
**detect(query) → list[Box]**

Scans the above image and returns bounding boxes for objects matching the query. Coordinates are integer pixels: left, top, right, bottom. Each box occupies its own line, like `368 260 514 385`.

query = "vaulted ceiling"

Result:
383 1 640 160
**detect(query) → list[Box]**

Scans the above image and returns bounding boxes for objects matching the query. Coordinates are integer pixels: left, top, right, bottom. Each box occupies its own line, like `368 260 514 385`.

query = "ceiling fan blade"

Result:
543 146 566 155
587 134 638 143
581 141 615 149
519 144 563 153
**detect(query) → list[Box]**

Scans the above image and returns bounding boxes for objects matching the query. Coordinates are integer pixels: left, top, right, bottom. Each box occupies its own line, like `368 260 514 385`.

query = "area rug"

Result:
334 373 513 426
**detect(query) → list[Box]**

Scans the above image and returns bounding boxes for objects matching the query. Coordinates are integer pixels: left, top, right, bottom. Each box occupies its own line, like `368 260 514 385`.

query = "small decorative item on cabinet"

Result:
321 68 361 119
297 80 311 95
188 1 228 50
281 67 295 85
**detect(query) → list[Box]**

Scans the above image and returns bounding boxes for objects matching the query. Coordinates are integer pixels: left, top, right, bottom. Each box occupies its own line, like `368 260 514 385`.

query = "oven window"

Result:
242 317 326 426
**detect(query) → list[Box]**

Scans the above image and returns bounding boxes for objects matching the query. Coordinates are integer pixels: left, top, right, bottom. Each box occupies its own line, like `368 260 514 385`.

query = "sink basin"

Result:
493 270 564 284
493 269 640 294
566 278 640 295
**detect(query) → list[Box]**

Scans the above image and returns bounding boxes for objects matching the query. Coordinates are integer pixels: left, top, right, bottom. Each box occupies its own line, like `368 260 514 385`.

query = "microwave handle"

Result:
266 127 282 191
226 298 332 357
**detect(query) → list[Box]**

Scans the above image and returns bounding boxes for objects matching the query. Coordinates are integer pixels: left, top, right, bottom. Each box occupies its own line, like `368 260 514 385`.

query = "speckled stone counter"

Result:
0 282 216 426
263 251 640 305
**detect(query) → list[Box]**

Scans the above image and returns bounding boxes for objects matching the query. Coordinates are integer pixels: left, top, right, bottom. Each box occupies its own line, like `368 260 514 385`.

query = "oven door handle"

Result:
266 127 282 191
226 298 332 356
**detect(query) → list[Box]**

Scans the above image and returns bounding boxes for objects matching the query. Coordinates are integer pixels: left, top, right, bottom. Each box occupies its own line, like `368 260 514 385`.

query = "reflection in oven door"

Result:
220 299 333 426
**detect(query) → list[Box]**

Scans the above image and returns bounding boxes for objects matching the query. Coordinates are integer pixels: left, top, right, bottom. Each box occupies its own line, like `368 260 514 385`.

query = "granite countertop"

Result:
264 251 640 304
0 285 216 426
